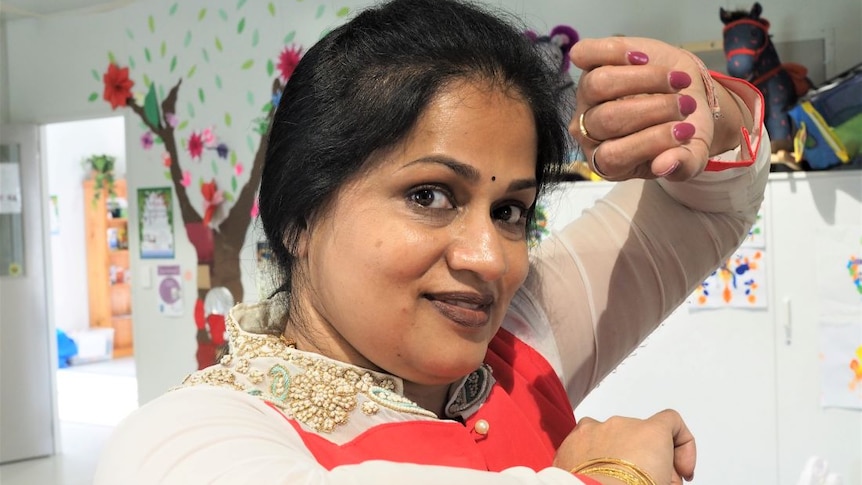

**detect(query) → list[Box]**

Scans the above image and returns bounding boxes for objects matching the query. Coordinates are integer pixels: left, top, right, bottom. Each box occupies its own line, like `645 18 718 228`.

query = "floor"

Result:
0 357 138 485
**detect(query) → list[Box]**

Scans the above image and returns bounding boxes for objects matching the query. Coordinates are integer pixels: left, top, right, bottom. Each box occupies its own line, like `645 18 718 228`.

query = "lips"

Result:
424 292 493 328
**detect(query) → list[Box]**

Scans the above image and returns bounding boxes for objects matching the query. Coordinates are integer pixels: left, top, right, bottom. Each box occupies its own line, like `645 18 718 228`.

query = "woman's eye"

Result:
493 204 526 225
410 187 453 209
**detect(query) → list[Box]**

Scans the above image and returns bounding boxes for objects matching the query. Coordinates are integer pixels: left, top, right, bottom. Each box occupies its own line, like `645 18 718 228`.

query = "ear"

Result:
751 2 763 19
719 7 732 24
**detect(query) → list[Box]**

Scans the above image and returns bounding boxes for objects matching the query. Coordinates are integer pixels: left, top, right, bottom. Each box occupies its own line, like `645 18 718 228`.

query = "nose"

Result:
446 212 508 282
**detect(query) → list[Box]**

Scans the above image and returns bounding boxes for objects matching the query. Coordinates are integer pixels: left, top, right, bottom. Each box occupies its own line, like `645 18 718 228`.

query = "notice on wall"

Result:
820 321 862 410
138 187 175 259
0 162 22 214
157 264 184 317
689 247 768 310
816 226 862 319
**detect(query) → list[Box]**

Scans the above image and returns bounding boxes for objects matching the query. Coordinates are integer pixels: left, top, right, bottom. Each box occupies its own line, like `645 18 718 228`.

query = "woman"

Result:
96 0 768 483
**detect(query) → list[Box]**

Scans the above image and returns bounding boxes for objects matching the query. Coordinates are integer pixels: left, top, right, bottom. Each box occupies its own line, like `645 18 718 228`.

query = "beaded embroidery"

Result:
175 304 438 433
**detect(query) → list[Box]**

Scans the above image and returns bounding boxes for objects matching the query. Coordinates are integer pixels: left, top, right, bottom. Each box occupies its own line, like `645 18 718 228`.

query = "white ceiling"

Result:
0 0 138 21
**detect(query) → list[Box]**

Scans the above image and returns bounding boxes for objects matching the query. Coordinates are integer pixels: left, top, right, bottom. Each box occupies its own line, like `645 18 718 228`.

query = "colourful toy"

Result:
720 2 812 151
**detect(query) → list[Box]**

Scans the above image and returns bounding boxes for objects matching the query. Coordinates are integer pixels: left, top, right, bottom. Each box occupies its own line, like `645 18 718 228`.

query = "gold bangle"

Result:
570 458 657 485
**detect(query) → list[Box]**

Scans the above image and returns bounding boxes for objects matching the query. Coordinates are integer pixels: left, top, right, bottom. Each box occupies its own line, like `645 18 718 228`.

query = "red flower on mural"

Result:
102 63 134 110
188 132 204 159
277 45 303 82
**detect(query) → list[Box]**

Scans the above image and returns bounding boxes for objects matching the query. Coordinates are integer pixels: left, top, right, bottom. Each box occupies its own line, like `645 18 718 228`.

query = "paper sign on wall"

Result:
157 264 183 317
689 247 768 310
819 321 862 410
138 187 175 259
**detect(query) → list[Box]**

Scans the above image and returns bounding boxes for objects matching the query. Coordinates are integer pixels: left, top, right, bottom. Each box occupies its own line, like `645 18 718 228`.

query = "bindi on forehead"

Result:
491 176 496 182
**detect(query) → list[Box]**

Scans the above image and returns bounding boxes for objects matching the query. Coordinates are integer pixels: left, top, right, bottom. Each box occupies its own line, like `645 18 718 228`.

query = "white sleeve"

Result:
93 386 593 485
525 79 770 407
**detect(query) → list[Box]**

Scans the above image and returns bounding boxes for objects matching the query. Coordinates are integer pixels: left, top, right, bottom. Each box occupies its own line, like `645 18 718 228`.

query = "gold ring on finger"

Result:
578 111 602 144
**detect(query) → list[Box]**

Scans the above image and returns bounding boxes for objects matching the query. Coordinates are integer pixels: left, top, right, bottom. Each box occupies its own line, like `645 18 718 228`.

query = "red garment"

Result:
267 328 577 472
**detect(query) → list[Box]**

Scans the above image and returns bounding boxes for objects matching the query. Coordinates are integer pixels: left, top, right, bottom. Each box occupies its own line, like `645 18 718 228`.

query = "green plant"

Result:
84 154 117 206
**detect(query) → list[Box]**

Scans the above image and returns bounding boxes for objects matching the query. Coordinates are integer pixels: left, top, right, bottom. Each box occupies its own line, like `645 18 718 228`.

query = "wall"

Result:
43 116 125 334
0 21 9 124
3 0 861 405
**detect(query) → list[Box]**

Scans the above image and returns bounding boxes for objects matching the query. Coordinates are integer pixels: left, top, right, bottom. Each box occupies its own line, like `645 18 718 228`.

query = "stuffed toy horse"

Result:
721 2 812 152
524 25 596 180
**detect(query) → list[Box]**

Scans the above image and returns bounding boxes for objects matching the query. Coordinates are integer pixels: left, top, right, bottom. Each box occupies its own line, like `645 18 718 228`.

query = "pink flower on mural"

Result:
201 128 216 147
188 132 204 159
181 170 191 187
102 63 134 110
141 132 154 150
250 199 259 219
277 45 303 82
234 162 244 176
162 152 172 167
165 112 178 127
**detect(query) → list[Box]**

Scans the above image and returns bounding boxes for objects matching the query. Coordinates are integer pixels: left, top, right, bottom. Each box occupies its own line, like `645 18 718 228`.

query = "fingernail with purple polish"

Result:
669 71 692 90
627 51 649 65
657 162 680 178
673 122 695 141
678 95 697 116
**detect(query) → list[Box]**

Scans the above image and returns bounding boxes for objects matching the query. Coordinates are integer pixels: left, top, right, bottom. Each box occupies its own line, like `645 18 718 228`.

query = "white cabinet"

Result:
540 171 862 485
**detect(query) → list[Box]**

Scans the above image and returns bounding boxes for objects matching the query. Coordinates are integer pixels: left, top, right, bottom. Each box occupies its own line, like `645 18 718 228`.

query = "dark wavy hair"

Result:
259 0 569 303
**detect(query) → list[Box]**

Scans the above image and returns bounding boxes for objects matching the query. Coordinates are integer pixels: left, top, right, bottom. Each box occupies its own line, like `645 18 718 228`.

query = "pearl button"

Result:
474 419 490 435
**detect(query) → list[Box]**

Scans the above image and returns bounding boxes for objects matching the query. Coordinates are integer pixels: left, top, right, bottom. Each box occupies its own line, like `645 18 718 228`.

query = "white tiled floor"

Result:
0 358 138 485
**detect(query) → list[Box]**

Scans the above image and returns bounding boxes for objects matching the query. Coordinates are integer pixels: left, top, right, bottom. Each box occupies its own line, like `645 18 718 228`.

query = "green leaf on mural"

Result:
160 41 166 58
91 69 100 81
266 59 274 77
211 159 218 174
129 56 136 69
148 15 155 33
241 59 254 70
225 112 232 127
215 37 223 52
230 151 237 165
284 31 295 43
187 65 197 78
187 102 196 118
202 48 210 63
215 75 222 89
169 56 177 73
154 136 163 145
315 5 325 18
184 31 192 47
125 28 134 40
237 18 246 34
143 74 152 86
177 120 189 131
164 171 172 181
144 47 151 63
88 92 99 102
231 176 238 193
108 51 116 63
247 91 254 106
198 88 206 103
219 9 228 21
247 135 255 153
159 85 165 100
252 29 259 47
169 3 178 15
198 177 205 188
336 7 350 17
198 8 207 21
268 3 275 16
143 84 161 127
237 0 247 10
224 192 234 203
261 101 272 112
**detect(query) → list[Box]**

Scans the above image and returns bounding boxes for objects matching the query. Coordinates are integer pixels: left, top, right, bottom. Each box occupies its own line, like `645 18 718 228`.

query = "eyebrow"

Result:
405 156 537 193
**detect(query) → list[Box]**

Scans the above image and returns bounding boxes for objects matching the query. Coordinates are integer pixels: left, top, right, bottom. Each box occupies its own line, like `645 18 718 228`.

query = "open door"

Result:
0 124 57 463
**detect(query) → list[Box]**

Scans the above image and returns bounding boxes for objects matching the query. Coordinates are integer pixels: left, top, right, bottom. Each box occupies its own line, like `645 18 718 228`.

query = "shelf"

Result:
106 218 127 227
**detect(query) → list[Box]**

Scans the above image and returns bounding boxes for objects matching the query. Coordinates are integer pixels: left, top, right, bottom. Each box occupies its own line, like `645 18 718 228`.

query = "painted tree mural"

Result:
88 1 350 367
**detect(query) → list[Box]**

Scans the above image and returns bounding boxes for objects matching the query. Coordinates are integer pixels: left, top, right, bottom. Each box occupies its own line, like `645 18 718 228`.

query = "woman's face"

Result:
294 80 538 386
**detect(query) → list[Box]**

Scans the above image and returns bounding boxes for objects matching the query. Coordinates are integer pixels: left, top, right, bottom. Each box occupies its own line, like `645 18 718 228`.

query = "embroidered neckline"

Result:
177 304 438 433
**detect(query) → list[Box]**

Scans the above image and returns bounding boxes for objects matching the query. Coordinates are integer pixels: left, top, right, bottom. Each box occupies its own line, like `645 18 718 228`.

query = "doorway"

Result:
42 116 138 426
